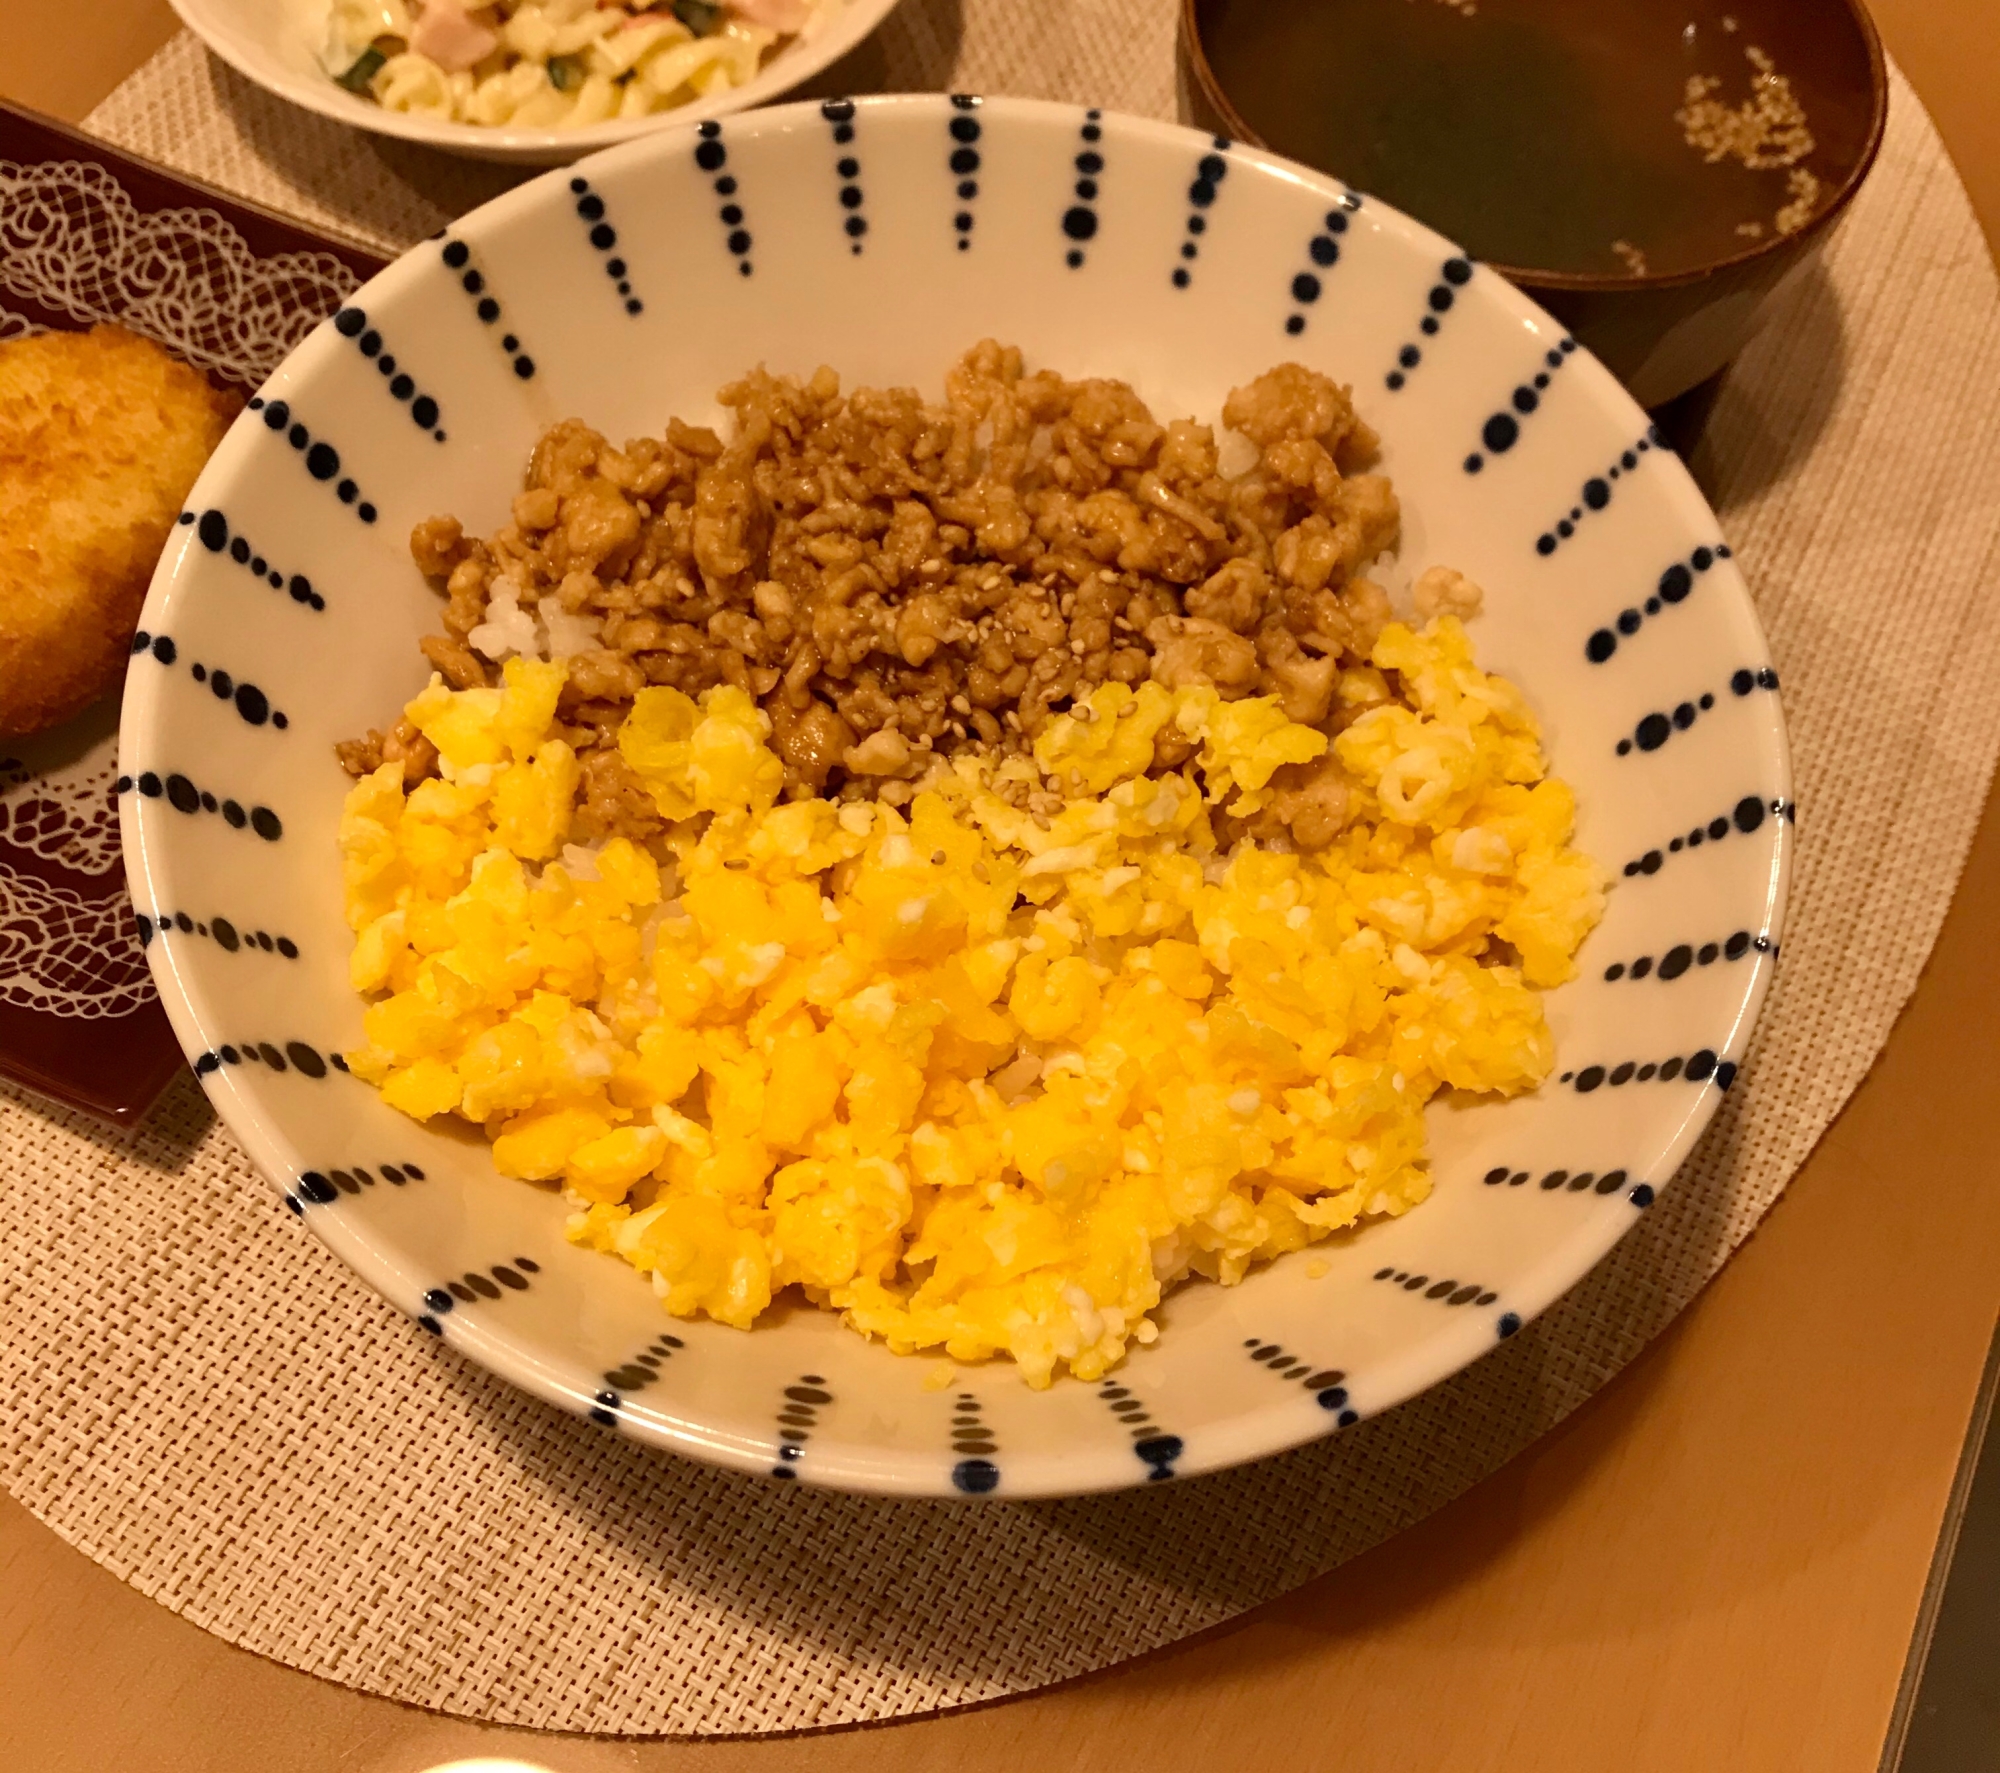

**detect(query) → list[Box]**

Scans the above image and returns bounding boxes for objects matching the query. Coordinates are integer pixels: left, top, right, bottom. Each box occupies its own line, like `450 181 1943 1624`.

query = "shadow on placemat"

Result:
1659 259 1849 510
1 1071 215 1176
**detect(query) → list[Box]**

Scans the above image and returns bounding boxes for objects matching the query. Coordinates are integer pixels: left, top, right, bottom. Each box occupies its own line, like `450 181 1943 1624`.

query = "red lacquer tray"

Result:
0 102 385 1121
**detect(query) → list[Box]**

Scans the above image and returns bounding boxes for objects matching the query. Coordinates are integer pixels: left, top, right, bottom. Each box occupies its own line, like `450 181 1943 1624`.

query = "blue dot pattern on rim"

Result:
129 630 285 729
1585 543 1733 662
1562 1050 1740 1094
1614 667 1778 757
1533 425 1668 552
1371 1266 1499 1311
1482 1165 1633 1197
117 770 281 840
330 305 447 439
290 1159 432 1218
243 396 377 521
944 94 982 250
949 1391 1000 1494
1061 108 1104 269
1384 254 1473 389
134 909 300 959
1601 928 1767 983
439 236 538 376
817 99 868 255
771 1375 831 1480
694 121 754 277
1460 336 1577 472
1097 1380 1183 1480
300 1161 434 1208
190 1037 328 1079
1240 1335 1355 1423
177 506 325 611
601 1328 685 1394
1283 192 1360 336
1169 139 1230 290
566 176 645 314
1621 794 1793 878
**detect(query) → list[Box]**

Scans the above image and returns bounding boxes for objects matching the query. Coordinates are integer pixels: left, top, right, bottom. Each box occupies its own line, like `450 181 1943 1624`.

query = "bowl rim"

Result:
166 0 907 162
1178 0 1890 294
121 91 1794 1497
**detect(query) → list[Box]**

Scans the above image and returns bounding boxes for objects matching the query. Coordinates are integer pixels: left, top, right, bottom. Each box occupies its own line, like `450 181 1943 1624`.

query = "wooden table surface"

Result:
4 6 1999 1769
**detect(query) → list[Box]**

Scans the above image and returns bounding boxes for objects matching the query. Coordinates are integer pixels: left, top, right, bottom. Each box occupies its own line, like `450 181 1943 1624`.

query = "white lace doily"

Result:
0 726 151 1020
0 157 359 383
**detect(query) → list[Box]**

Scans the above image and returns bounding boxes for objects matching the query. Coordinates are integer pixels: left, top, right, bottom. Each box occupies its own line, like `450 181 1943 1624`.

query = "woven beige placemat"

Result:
0 7 1993 1736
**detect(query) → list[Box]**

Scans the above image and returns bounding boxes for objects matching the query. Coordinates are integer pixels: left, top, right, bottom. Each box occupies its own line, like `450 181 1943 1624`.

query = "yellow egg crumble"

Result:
338 616 1606 1384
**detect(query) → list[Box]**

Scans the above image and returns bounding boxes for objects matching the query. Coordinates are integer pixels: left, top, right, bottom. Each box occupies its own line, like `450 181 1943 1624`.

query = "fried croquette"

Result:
0 325 239 737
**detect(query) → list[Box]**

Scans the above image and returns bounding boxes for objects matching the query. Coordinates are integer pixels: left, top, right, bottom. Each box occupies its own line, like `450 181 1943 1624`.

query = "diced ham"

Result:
410 0 500 71
727 0 813 32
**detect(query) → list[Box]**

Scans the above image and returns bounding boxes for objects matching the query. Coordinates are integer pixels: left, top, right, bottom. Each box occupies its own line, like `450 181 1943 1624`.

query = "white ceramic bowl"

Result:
121 96 1790 1497
170 0 904 164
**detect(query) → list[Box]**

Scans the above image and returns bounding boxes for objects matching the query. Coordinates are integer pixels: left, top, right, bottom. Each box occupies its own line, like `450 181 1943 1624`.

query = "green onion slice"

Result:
334 44 388 92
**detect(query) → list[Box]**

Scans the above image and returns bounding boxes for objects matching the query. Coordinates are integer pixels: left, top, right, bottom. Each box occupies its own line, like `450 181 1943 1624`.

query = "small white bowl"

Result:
169 0 905 164
122 96 1790 1497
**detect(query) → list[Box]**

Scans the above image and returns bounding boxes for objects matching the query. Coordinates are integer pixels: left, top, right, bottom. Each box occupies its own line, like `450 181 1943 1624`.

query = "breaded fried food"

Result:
0 325 239 737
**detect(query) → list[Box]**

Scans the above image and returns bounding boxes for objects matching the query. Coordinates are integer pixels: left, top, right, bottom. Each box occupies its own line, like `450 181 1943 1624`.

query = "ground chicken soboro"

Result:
339 346 1404 850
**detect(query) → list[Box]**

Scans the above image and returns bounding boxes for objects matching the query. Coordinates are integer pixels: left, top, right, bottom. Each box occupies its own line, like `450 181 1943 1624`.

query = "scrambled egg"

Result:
338 618 1606 1384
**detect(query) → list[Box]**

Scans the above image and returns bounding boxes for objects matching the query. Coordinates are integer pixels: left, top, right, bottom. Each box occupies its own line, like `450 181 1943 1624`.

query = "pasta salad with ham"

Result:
320 0 822 129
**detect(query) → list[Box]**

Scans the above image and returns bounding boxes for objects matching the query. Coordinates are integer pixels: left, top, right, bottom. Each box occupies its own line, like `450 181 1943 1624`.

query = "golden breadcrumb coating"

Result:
0 324 239 737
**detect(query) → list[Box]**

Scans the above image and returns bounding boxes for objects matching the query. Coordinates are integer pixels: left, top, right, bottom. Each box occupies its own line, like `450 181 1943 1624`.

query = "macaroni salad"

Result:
321 0 821 130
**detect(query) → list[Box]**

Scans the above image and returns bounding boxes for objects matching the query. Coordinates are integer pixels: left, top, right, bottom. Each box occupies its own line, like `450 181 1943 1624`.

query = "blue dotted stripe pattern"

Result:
1241 1337 1356 1425
945 94 982 249
1603 930 1774 982
601 1329 685 1394
694 121 753 277
1623 793 1795 878
135 908 298 958
1586 544 1734 662
1558 1049 1739 1094
566 176 644 314
244 396 376 521
1535 426 1668 554
1171 139 1229 289
1097 1379 1182 1480
439 237 537 375
1462 336 1578 471
191 1037 331 1079
1062 109 1105 268
129 631 286 729
290 1158 430 1216
949 1392 1000 1494
817 99 868 254
174 508 324 611
771 1375 830 1478
330 306 445 438
413 1252 538 1330
1373 1266 1498 1308
1616 666 1779 756
1283 193 1360 336
1384 254 1473 388
1484 1164 1632 1196
117 770 281 840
